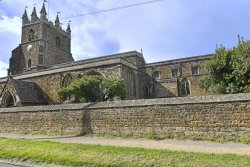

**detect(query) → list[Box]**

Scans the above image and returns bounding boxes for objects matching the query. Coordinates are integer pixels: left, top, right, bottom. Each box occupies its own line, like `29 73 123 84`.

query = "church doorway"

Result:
1 91 16 108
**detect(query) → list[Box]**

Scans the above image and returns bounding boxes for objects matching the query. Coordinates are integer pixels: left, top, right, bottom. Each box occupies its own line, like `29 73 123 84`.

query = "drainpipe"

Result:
151 66 156 99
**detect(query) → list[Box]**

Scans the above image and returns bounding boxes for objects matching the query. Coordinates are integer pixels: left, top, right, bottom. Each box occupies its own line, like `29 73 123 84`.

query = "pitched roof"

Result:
12 79 48 104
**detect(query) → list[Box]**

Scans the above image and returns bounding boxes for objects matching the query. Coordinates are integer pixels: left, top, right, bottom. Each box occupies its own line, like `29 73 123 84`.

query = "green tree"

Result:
58 76 126 103
199 36 250 94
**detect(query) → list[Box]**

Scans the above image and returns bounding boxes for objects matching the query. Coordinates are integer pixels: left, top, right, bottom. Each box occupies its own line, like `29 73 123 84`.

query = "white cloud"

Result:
0 60 8 78
0 0 194 64
0 15 21 34
70 14 120 60
0 15 21 63
1 0 250 66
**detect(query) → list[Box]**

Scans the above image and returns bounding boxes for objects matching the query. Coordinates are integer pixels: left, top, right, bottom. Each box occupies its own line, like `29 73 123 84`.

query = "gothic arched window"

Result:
29 29 35 41
61 73 73 88
127 70 136 97
56 36 61 47
181 79 190 96
85 70 104 77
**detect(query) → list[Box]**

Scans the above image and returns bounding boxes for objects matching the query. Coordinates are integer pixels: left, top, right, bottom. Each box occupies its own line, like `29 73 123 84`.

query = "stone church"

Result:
0 4 211 107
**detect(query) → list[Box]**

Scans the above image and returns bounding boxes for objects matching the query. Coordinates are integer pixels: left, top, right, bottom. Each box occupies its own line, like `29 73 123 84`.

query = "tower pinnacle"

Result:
22 7 30 25
66 22 71 33
40 3 47 21
55 13 60 28
31 6 39 22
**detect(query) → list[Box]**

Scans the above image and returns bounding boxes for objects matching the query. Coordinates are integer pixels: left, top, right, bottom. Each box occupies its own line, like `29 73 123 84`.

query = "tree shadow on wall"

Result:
80 102 97 135
140 68 178 98
153 80 178 98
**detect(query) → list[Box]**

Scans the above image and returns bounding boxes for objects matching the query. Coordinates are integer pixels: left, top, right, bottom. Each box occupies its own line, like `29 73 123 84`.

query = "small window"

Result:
29 29 35 41
56 36 61 47
191 66 199 75
153 71 161 79
28 59 31 68
171 69 178 78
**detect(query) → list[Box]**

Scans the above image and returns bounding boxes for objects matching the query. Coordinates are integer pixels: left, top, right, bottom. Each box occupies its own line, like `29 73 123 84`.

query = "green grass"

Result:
2 129 250 144
0 138 249 167
86 132 250 144
145 132 250 144
185 134 250 144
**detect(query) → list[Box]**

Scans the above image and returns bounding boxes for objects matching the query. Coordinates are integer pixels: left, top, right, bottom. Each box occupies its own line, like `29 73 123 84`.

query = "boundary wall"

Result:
0 93 249 137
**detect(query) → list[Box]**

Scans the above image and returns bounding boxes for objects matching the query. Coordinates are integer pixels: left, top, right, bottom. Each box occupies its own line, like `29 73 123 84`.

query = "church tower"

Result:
9 3 74 75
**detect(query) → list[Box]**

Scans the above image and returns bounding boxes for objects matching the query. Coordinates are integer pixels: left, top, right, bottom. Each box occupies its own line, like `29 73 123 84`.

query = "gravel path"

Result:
0 133 250 156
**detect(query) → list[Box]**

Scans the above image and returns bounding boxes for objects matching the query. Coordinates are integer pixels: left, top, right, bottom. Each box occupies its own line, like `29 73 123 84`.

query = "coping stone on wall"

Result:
0 93 249 113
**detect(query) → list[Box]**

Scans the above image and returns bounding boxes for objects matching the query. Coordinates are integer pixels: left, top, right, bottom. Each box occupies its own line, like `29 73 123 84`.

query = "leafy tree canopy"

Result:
199 35 250 94
58 76 126 103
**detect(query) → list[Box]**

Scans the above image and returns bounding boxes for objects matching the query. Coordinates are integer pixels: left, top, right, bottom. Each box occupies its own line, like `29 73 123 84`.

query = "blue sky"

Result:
1 0 250 77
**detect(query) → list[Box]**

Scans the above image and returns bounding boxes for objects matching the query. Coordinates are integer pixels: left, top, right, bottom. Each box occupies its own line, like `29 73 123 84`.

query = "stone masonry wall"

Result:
0 108 86 135
141 56 211 98
0 93 249 137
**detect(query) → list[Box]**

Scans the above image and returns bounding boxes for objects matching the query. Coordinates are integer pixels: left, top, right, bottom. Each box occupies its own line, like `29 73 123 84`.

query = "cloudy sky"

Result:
0 0 250 78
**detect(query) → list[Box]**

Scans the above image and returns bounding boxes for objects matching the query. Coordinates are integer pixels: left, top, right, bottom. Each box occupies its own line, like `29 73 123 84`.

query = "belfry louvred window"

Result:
29 29 35 41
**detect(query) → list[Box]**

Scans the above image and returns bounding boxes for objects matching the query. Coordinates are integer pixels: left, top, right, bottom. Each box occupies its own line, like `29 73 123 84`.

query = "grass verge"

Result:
2 130 250 144
145 132 250 144
85 132 250 144
0 138 249 167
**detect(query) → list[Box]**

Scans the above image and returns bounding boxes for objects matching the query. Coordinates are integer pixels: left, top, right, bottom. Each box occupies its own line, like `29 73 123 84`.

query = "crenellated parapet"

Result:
22 3 70 35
